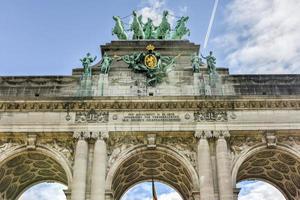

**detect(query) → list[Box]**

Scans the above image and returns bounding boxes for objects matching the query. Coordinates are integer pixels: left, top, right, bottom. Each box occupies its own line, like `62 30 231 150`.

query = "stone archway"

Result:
106 147 199 200
234 146 300 200
0 150 70 200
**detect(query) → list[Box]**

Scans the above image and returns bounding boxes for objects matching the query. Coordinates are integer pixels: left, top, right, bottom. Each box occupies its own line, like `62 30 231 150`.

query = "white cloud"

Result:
238 181 285 200
137 0 175 26
213 0 300 74
159 192 182 200
179 6 188 15
19 183 67 200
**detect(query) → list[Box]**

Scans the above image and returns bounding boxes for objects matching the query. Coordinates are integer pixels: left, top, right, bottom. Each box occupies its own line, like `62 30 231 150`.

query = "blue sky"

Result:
1 0 298 199
1 0 299 76
0 0 216 75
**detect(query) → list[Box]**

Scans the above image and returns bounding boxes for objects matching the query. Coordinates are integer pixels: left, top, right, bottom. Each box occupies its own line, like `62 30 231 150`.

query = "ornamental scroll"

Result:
75 109 108 123
194 110 228 122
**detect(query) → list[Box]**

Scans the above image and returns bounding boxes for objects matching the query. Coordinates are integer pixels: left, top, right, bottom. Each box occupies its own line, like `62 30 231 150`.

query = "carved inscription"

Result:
122 113 181 122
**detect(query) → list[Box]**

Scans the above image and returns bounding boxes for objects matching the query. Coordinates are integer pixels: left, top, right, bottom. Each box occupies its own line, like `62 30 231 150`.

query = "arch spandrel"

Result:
0 149 70 200
233 145 300 200
106 146 199 200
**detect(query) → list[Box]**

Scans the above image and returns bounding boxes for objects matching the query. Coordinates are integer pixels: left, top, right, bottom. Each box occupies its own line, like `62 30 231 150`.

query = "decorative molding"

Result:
75 109 108 123
1 98 300 112
194 110 227 122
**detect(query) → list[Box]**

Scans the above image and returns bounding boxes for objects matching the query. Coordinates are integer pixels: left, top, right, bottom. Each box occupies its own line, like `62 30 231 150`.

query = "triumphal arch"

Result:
1 11 300 200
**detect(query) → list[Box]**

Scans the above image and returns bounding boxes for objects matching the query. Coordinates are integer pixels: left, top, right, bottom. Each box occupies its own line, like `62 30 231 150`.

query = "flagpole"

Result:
152 177 158 200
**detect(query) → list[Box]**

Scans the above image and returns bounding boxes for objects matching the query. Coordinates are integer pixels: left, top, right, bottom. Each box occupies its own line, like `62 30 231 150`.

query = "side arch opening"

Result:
0 151 69 200
18 182 67 200
235 148 300 200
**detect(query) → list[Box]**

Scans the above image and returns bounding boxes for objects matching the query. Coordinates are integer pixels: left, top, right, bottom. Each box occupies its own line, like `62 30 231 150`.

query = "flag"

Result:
152 178 158 200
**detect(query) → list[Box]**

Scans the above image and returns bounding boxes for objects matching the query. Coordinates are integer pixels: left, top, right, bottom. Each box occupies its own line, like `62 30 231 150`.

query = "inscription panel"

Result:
110 112 193 123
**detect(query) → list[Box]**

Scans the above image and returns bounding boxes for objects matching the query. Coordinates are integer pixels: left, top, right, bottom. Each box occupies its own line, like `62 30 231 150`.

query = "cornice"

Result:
0 96 300 112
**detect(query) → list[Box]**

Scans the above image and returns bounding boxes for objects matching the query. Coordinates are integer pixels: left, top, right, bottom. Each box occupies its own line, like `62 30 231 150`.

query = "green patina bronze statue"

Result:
100 53 113 74
143 18 155 39
202 51 217 74
112 16 128 40
80 53 97 77
156 10 171 39
172 16 190 39
191 53 204 73
111 10 191 40
131 11 145 40
122 52 148 72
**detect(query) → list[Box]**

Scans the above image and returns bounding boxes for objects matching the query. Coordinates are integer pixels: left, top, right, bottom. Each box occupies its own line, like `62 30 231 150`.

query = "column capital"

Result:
90 131 109 141
214 130 230 139
195 130 230 139
73 131 93 140
194 130 213 139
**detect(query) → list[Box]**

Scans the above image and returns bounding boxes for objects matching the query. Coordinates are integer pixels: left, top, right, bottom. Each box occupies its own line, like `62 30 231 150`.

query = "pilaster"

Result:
71 131 89 200
215 130 233 200
90 131 109 200
194 130 214 200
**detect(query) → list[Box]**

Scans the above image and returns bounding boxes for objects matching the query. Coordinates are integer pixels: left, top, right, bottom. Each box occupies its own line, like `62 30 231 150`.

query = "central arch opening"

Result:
120 181 183 200
109 148 197 200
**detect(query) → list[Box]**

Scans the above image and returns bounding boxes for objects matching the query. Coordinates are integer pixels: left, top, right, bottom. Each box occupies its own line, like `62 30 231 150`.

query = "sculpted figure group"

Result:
191 51 217 75
112 10 190 40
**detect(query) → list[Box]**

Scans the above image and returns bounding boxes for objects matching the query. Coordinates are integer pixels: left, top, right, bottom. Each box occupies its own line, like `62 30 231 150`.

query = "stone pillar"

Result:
71 132 89 200
195 131 214 200
63 189 71 200
233 188 241 200
105 191 114 200
215 131 233 200
192 191 201 200
90 131 108 200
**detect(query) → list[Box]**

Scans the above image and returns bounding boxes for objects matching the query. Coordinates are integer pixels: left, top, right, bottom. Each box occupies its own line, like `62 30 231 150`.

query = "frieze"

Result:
1 98 300 112
75 109 108 123
194 110 227 122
